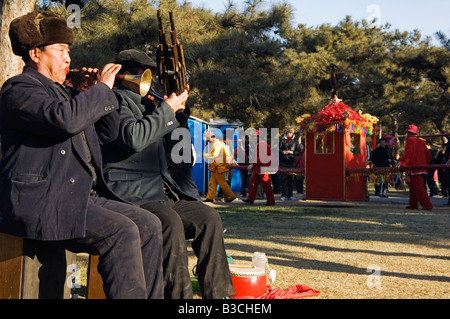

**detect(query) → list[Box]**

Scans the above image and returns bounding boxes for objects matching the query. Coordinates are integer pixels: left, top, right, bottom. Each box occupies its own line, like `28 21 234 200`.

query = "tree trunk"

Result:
432 118 448 145
389 113 399 138
0 0 36 88
0 0 36 159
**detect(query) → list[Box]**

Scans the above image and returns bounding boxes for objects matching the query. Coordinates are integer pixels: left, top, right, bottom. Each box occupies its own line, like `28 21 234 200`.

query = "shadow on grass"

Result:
210 204 450 284
220 241 450 283
216 205 450 248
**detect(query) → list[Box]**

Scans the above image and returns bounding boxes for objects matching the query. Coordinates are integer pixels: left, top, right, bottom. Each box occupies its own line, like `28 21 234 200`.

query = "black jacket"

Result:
101 87 194 205
371 146 392 167
0 67 122 240
279 136 298 167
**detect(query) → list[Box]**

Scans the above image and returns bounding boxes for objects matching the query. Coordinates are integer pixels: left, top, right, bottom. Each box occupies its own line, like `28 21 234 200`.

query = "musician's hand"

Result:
165 88 189 113
98 63 122 89
75 67 99 87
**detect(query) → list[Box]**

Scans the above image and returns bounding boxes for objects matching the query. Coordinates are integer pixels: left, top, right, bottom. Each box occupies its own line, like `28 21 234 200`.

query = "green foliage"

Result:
43 0 448 135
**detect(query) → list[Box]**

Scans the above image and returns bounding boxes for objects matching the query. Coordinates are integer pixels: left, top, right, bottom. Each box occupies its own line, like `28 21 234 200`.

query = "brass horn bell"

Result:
69 68 154 97
116 69 153 97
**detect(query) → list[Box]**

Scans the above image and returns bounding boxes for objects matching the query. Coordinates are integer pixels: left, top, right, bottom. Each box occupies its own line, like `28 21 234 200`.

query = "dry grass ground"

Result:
189 189 450 299
75 188 449 299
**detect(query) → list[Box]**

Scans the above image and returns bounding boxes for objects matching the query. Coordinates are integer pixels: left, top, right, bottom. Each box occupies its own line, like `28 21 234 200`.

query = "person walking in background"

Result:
294 137 305 195
237 135 250 198
203 130 236 203
435 144 448 197
371 137 392 197
426 143 438 197
217 129 235 201
242 130 276 205
445 139 450 206
397 125 433 210
279 126 298 200
392 153 405 190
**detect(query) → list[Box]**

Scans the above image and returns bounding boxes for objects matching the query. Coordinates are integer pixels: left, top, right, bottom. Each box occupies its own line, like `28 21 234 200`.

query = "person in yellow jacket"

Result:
203 130 236 203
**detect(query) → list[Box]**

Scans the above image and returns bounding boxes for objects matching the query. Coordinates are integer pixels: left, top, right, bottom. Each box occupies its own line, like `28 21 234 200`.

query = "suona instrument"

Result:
68 68 163 99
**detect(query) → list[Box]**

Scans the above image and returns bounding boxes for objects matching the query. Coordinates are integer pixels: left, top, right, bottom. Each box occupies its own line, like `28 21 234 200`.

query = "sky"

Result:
188 0 450 43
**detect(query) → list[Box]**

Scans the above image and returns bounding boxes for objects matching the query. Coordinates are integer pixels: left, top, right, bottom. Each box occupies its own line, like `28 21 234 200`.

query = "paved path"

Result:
215 192 450 210
368 193 449 208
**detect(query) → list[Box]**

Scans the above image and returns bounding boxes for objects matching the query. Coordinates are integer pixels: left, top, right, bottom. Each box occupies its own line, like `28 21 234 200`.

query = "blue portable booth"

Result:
187 117 245 196
187 116 209 195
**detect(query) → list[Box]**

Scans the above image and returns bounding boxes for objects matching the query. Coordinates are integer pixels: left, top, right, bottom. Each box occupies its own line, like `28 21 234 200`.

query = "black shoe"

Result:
226 197 236 203
203 199 213 203
242 199 254 204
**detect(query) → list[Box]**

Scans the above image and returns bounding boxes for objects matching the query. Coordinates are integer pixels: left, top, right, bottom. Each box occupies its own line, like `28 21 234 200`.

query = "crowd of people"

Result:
201 126 306 206
0 10 448 300
205 125 450 210
368 128 450 208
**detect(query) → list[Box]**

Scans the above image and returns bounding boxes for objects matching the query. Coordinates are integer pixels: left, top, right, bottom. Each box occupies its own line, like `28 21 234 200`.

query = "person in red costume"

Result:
398 125 433 210
242 130 276 205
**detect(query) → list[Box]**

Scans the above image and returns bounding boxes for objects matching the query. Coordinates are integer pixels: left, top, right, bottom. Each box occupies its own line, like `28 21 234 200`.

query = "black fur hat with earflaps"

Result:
9 10 73 57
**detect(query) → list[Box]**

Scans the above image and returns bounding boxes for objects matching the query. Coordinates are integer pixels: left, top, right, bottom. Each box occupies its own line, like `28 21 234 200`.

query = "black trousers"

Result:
240 168 249 196
281 173 294 198
64 195 164 299
140 199 235 299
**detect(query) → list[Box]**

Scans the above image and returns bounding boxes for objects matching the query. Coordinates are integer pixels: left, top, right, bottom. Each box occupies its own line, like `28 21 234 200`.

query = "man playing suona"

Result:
0 10 164 298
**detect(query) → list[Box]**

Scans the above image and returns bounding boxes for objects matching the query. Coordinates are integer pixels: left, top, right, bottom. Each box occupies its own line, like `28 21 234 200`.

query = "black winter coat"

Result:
101 87 195 205
0 67 122 240
371 146 392 167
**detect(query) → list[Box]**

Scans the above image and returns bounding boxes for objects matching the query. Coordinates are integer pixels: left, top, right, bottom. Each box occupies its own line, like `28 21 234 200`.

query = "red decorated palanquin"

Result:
297 97 377 201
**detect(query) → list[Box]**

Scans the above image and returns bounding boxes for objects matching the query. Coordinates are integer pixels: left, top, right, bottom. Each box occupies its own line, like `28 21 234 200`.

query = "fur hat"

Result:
9 10 73 57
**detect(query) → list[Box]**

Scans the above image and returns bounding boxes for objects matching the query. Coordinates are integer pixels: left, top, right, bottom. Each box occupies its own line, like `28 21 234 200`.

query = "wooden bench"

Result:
86 255 105 299
0 232 22 299
0 232 105 299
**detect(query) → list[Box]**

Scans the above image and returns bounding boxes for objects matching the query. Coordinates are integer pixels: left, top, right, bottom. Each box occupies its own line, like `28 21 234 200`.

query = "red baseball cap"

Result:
406 125 418 134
